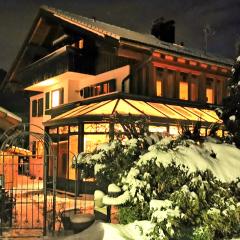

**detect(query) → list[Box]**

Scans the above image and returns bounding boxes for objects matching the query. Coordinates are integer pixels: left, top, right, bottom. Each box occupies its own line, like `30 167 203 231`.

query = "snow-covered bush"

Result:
218 56 240 147
74 131 240 239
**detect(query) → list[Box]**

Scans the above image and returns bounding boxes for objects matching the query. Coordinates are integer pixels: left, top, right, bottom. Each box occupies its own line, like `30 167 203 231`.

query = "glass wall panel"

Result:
126 100 166 117
149 125 167 133
69 135 78 180
84 123 109 133
179 73 188 100
167 105 199 121
70 125 79 133
49 128 57 134
169 126 180 136
49 142 57 177
59 126 68 135
156 68 163 97
84 134 109 153
184 107 217 122
206 78 214 104
148 102 186 120
58 140 68 178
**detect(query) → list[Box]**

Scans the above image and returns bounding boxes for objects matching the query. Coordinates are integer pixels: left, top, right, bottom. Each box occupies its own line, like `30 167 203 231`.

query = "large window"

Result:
84 134 109 153
156 68 163 97
69 135 78 180
45 92 50 110
80 79 116 98
38 98 43 116
52 88 64 108
58 140 68 178
206 78 214 104
179 73 188 100
32 98 43 117
32 100 37 117
84 122 109 152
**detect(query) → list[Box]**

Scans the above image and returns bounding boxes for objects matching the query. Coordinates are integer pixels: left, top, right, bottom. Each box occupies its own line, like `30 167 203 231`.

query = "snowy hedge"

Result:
74 135 240 239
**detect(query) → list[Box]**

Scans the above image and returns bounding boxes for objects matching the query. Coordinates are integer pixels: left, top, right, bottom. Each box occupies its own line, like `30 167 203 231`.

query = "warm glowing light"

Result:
177 58 186 64
211 66 218 71
179 81 188 100
36 79 56 87
149 125 167 133
52 90 60 107
200 63 208 68
206 88 214 104
152 52 161 57
165 55 174 61
189 61 197 66
156 80 162 96
169 126 179 135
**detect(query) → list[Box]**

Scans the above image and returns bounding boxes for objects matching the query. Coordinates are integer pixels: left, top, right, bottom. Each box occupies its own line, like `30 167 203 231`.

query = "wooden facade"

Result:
3 6 233 191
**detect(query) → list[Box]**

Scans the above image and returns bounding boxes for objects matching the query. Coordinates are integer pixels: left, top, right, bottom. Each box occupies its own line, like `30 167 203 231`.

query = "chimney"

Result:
151 18 175 43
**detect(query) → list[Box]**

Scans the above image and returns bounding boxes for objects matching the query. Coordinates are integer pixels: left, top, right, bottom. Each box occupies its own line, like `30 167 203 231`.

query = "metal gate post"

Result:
43 153 48 236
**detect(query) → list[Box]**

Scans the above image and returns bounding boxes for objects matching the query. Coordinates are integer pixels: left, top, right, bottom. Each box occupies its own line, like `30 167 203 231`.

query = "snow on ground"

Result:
63 220 153 240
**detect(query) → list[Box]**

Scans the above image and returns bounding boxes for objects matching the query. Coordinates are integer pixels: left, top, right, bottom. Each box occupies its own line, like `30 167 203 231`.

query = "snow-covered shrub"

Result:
218 55 240 147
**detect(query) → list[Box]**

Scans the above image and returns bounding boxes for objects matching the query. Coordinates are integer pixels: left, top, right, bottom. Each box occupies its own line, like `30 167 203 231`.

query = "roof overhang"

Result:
24 71 93 92
44 95 221 127
0 107 22 131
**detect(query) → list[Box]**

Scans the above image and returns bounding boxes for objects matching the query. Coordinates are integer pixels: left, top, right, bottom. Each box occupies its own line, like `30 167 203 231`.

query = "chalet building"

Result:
3 6 233 191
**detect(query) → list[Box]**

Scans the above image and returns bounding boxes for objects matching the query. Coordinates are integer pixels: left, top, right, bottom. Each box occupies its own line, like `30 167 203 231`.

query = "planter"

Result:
70 213 95 233
61 209 79 230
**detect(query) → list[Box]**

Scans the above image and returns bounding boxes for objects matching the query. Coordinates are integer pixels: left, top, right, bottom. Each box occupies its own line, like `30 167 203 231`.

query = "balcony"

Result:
16 46 94 89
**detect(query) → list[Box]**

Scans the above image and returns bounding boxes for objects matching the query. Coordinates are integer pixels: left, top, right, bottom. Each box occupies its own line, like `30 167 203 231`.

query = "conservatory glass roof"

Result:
47 98 221 125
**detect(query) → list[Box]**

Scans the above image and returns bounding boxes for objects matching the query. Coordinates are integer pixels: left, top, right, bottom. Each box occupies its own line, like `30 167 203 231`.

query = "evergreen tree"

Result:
218 56 240 147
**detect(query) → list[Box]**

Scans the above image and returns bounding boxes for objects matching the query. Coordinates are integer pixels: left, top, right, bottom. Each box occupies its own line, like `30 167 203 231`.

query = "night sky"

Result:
0 0 239 71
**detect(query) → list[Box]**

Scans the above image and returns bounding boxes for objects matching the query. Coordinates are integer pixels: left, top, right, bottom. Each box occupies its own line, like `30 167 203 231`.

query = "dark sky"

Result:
0 0 239 71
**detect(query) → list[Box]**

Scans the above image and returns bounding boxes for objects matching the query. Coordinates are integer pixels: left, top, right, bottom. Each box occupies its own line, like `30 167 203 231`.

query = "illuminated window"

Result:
169 126 180 136
69 135 78 180
191 76 198 101
156 68 163 96
58 140 68 178
206 78 214 104
49 142 57 177
149 125 167 133
84 123 109 133
180 81 188 100
84 134 109 153
58 126 69 135
200 128 206 136
52 88 64 108
32 100 37 117
49 128 57 134
81 80 116 98
156 81 162 97
179 73 188 100
70 125 79 133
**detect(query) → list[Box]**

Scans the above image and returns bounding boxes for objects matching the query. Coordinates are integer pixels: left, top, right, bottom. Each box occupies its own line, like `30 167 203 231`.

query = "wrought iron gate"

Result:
0 123 57 238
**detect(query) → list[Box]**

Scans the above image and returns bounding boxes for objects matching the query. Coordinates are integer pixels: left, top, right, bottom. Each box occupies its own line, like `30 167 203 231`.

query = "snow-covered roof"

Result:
0 106 22 131
42 5 233 66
